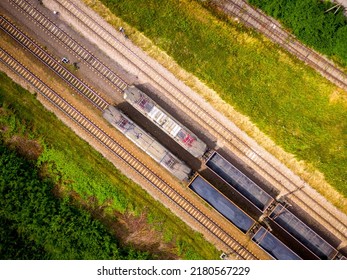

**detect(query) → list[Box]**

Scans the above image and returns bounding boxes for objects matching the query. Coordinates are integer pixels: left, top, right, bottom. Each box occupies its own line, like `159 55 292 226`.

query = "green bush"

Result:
0 142 150 260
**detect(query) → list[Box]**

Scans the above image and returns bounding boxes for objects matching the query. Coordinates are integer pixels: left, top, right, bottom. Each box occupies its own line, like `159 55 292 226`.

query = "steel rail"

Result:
0 15 109 111
10 0 128 92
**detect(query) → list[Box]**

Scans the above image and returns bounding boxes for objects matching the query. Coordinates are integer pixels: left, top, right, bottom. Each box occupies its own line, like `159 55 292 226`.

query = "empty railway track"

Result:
215 0 347 91
0 46 259 260
24 0 347 243
0 15 109 111
9 0 127 92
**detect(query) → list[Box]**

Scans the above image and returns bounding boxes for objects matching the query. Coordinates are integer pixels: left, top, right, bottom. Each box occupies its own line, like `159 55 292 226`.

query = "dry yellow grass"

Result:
329 88 347 106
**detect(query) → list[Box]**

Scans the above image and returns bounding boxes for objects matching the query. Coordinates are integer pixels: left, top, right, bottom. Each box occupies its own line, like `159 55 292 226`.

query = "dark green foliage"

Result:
0 142 150 260
249 0 347 67
334 25 347 62
0 215 47 259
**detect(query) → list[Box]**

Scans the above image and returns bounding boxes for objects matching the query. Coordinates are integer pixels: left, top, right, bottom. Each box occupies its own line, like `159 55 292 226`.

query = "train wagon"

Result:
205 152 273 212
252 227 302 260
103 106 192 181
188 175 255 233
187 174 303 260
124 86 207 158
269 204 338 260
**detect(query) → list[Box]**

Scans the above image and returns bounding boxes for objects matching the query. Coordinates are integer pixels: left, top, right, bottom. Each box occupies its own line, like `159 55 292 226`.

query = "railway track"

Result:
215 0 347 91
31 0 347 242
9 0 128 92
0 15 109 111
0 28 259 260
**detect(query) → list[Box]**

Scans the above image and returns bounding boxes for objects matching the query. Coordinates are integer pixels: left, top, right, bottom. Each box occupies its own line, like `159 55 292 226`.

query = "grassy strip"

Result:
96 0 347 197
248 0 347 69
0 71 220 259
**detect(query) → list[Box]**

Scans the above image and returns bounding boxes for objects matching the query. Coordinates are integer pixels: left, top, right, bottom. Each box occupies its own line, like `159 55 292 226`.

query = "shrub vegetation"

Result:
0 142 149 259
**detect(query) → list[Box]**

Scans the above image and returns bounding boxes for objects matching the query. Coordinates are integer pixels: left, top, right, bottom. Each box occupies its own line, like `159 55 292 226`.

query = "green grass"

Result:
99 0 347 196
248 0 347 68
0 71 220 259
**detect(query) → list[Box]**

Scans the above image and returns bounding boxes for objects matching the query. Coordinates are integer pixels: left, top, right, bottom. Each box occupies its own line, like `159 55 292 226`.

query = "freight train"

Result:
104 84 345 260
103 106 192 181
124 86 207 158
188 174 302 260
202 151 342 260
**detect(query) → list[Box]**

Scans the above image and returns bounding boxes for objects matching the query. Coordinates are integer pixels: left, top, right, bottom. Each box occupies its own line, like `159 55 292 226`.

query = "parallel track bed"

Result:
10 0 127 92
0 15 109 111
